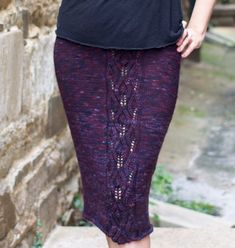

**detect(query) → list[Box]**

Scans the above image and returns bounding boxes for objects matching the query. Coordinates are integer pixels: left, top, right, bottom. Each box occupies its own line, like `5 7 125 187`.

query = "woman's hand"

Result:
176 20 206 58
176 0 216 59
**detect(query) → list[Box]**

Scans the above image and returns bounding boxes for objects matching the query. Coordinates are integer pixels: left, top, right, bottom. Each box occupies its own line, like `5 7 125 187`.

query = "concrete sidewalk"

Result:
43 225 235 248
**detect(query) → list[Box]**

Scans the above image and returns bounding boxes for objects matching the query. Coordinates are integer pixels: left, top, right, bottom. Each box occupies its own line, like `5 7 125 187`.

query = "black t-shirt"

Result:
55 0 184 50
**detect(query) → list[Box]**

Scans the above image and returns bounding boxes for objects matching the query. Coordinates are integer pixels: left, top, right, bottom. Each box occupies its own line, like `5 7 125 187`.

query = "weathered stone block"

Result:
0 0 11 10
0 113 45 180
13 161 32 189
57 128 76 164
14 151 48 215
22 33 57 113
0 29 23 125
0 23 4 32
16 239 30 248
46 94 67 138
45 149 63 181
0 239 8 248
13 186 27 217
26 163 49 209
22 8 30 39
38 186 58 242
0 192 16 240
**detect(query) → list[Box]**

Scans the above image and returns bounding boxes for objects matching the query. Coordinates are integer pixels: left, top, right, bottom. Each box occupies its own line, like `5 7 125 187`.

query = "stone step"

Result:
204 26 235 47
149 198 234 228
213 4 235 17
211 4 235 26
210 26 235 43
43 225 235 248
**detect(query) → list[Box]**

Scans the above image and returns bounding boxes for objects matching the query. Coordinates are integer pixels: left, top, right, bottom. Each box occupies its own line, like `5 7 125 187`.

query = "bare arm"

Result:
176 0 217 58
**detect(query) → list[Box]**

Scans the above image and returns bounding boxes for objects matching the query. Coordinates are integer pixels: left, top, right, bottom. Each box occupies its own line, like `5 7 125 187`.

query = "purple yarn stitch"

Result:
53 36 181 244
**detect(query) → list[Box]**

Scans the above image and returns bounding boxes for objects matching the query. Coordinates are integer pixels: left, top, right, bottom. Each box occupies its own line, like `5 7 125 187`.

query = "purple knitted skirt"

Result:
53 36 181 244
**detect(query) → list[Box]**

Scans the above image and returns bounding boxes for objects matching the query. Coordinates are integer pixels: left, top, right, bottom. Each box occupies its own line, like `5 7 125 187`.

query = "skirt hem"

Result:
82 212 154 245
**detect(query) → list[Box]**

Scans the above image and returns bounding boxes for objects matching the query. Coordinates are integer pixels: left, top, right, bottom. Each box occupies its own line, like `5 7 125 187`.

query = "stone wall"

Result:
211 3 235 26
0 1 81 248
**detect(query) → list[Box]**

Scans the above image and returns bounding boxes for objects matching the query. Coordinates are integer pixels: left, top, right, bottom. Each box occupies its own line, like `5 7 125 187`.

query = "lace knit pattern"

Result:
53 36 181 244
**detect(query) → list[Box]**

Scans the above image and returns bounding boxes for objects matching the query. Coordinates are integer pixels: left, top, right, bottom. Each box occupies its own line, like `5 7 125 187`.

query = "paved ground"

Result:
211 26 235 42
157 36 235 221
43 225 235 248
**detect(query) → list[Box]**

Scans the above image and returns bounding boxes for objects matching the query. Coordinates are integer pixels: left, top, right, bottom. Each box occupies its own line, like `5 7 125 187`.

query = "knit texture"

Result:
53 36 181 244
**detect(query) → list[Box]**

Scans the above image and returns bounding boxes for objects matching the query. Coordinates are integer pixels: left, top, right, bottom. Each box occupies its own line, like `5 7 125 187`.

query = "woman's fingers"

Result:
181 41 196 58
182 38 202 58
177 32 192 53
176 29 188 46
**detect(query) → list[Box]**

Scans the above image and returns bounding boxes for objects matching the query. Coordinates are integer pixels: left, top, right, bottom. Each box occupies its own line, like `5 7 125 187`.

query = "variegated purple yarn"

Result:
53 36 181 245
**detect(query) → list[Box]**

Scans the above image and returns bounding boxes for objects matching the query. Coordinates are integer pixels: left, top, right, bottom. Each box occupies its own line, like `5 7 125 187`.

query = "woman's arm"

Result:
176 0 217 58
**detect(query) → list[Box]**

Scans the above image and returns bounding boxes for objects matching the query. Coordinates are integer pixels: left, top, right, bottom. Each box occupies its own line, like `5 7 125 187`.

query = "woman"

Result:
53 0 216 247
